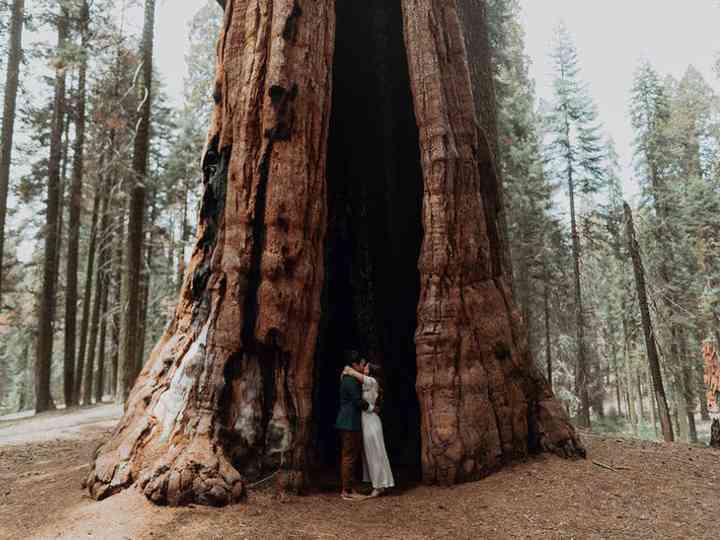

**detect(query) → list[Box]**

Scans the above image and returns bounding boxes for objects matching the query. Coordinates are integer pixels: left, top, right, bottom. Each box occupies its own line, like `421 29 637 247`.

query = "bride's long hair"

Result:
367 363 384 414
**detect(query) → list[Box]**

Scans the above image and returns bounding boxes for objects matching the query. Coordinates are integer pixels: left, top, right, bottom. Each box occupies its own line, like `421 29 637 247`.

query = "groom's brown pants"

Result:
340 430 362 492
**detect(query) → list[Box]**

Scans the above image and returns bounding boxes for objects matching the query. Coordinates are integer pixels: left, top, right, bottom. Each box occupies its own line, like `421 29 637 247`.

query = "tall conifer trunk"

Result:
35 6 69 413
94 186 112 404
0 0 25 305
75 185 101 402
86 0 582 506
624 202 673 442
119 0 156 402
64 0 90 407
544 279 553 390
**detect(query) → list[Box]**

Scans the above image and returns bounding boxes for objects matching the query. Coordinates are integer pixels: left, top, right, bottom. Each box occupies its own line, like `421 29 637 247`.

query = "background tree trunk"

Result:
94 188 112 404
544 278 553 390
35 6 69 413
135 193 157 373
111 208 124 401
75 185 100 402
55 96 72 305
119 0 156 402
679 334 697 443
95 278 109 404
568 165 591 427
636 369 646 422
624 202 673 442
0 0 25 306
83 250 103 406
63 0 90 408
86 0 582 506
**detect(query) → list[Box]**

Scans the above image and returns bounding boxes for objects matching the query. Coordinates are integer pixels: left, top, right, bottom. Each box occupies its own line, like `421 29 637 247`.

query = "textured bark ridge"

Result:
85 0 334 505
87 0 582 506
401 0 583 483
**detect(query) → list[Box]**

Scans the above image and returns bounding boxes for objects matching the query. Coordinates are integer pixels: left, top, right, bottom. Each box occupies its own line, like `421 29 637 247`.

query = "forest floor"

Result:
0 405 717 540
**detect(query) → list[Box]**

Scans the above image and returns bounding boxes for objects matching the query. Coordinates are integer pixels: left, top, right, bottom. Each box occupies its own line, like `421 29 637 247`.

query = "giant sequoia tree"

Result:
86 0 583 506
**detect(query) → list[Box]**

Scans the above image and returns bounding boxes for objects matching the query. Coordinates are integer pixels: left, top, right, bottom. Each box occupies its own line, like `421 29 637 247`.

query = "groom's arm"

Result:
344 376 369 411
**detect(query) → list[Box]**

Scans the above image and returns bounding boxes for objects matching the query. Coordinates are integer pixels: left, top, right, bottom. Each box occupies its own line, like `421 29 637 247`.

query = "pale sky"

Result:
154 0 205 107
520 0 720 200
155 1 720 203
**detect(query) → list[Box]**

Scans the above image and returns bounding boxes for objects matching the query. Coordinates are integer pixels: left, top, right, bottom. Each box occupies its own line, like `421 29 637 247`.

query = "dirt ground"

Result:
0 405 717 539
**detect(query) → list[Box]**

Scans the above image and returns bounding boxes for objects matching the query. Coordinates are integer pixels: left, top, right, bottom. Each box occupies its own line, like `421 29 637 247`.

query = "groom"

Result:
335 350 368 499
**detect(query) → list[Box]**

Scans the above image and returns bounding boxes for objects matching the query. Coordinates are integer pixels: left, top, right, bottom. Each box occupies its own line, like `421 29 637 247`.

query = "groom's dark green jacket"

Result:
334 375 363 431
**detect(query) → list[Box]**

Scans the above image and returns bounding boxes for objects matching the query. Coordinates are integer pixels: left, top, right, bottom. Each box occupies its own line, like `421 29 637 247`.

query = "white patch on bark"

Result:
267 406 291 456
231 356 262 449
148 334 180 377
153 321 211 442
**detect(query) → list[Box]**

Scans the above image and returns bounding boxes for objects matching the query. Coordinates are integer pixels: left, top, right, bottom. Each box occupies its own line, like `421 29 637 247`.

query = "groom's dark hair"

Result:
344 349 362 366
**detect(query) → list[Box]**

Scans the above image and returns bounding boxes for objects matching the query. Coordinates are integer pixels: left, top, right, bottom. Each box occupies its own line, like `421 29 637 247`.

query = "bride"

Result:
342 362 395 498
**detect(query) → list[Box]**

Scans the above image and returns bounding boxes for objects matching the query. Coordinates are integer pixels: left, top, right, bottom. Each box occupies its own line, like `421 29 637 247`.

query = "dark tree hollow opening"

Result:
313 0 424 483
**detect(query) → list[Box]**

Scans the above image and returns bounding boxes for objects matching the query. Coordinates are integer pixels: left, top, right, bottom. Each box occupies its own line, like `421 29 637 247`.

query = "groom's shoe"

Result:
341 489 364 501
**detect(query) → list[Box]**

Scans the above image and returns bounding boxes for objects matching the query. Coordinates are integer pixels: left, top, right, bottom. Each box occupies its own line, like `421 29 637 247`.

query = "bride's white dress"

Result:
361 376 395 489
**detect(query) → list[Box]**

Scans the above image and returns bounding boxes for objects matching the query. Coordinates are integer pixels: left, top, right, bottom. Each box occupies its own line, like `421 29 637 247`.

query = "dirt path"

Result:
0 409 716 539
0 403 122 445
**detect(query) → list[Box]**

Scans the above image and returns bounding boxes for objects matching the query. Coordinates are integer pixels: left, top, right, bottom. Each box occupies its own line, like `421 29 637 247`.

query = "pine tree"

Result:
546 23 605 427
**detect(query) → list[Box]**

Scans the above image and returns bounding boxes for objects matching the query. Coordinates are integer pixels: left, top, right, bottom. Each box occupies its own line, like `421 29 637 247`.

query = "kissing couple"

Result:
334 350 395 500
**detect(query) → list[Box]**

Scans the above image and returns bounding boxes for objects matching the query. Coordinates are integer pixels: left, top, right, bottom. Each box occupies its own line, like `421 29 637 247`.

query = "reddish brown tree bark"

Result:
86 0 582 506
403 0 581 483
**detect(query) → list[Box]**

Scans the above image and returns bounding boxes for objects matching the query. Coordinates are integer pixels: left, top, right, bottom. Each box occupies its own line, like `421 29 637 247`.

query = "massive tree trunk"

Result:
64 0 90 408
623 202 673 441
35 6 69 413
0 0 25 306
119 0 156 402
86 0 583 506
455 0 512 281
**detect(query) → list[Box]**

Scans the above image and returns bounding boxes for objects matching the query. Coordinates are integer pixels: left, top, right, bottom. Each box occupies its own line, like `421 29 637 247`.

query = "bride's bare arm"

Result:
342 366 365 383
